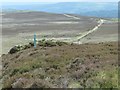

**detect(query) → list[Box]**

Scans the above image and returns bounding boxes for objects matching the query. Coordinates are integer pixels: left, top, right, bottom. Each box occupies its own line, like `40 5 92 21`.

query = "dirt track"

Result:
2 11 98 54
1 11 118 54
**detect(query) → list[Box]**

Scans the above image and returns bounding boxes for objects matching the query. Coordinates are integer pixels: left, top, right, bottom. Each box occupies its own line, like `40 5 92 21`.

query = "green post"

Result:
34 33 36 48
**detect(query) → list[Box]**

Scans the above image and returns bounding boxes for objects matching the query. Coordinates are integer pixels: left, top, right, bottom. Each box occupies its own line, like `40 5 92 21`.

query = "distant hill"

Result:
2 2 118 18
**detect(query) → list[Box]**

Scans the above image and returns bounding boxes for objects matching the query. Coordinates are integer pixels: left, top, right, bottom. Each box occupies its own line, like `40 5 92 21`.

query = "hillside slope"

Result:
2 41 118 88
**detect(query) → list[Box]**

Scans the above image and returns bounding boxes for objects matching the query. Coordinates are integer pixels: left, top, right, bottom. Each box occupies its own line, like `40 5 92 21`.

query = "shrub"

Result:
56 41 68 46
9 46 20 54
10 69 19 76
23 44 31 49
44 40 56 47
38 40 56 47
29 42 34 46
42 38 46 42
38 40 68 47
19 68 29 74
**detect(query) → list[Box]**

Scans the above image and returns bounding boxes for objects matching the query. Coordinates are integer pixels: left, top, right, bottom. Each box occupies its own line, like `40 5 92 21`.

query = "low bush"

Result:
9 46 20 54
38 40 68 47
56 41 68 46
29 42 34 46
10 69 19 76
8 39 68 54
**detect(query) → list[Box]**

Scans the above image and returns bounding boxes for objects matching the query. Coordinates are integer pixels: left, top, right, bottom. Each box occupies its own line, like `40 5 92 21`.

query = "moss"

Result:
68 82 83 88
56 41 68 46
10 62 42 77
93 68 118 88
10 69 19 76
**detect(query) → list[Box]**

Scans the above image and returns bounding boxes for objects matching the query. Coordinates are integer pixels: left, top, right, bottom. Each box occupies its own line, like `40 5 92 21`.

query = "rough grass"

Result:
2 41 119 89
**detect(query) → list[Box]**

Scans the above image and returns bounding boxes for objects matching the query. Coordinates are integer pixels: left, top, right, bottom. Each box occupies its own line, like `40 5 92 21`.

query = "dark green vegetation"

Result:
2 41 119 88
8 40 68 54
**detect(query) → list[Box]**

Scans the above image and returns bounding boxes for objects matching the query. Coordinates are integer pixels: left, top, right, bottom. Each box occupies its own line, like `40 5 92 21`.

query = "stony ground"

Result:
1 41 119 89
